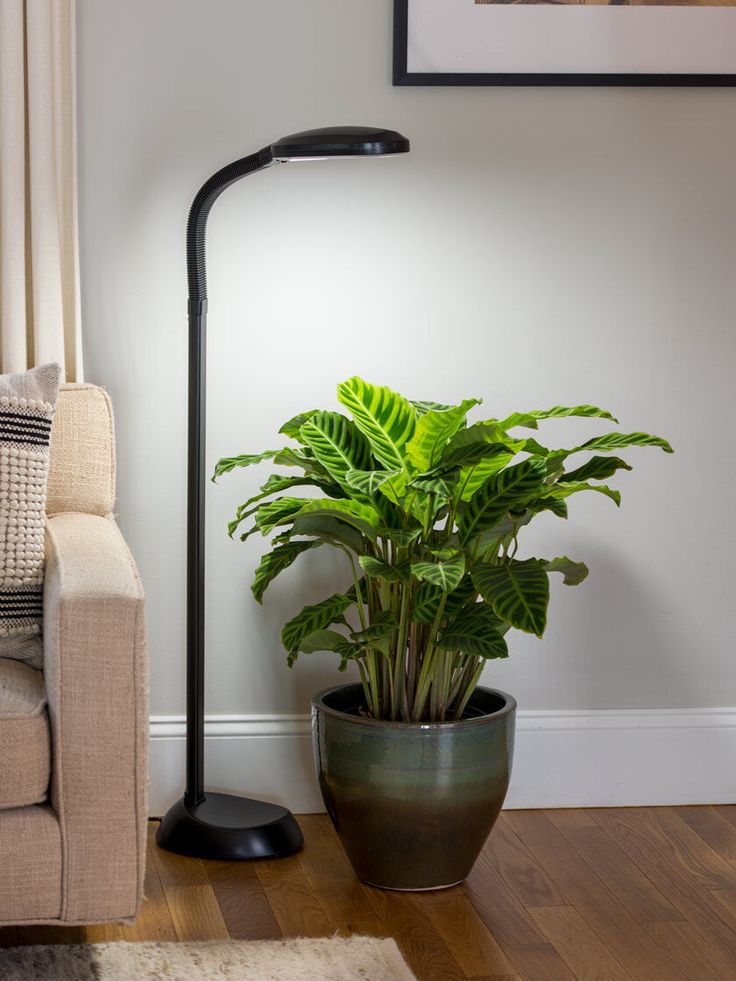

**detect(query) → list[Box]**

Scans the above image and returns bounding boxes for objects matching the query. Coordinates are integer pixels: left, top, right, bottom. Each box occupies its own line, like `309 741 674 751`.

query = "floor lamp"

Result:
156 126 411 860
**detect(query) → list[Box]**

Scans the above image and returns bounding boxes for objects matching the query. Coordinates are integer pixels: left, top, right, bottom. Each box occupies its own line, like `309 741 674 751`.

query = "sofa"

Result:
0 383 148 926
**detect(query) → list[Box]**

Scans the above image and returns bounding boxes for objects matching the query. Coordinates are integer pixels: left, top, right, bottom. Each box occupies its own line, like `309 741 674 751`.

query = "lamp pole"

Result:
157 128 409 861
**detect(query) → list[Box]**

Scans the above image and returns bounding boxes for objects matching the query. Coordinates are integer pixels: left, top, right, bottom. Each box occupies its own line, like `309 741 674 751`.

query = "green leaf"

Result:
273 447 332 479
458 458 547 547
499 405 618 430
299 629 354 655
544 557 589 586
281 591 354 654
344 468 405 497
409 473 458 497
410 399 455 416
560 456 632 484
570 431 673 457
377 525 422 547
526 496 569 521
252 540 319 603
228 474 340 539
359 555 410 583
287 513 364 554
212 450 280 481
410 552 465 592
294 499 381 541
350 612 399 646
438 604 509 659
458 452 517 501
522 437 551 458
545 481 621 507
337 376 416 471
439 423 523 466
299 411 372 490
405 399 480 471
472 559 550 637
279 410 319 440
413 576 474 625
255 497 312 535
435 441 504 470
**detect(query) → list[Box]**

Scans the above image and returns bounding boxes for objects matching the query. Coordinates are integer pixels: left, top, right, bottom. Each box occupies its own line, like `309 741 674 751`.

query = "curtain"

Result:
0 0 82 381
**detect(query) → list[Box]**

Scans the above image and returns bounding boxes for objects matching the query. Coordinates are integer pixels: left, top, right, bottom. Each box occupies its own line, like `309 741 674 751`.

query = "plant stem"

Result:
453 657 484 719
391 583 412 720
411 592 448 721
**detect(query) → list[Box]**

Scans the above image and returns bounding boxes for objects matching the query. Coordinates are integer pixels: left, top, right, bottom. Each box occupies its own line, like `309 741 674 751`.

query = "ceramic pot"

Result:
312 683 516 890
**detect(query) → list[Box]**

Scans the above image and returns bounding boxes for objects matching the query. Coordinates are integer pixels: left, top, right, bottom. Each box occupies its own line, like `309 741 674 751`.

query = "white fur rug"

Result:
0 937 416 980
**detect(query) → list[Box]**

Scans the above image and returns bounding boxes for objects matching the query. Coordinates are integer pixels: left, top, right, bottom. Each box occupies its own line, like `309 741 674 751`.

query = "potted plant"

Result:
215 377 671 890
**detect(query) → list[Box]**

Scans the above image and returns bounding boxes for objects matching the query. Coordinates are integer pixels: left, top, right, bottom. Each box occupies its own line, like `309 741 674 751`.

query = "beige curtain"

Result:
0 0 82 381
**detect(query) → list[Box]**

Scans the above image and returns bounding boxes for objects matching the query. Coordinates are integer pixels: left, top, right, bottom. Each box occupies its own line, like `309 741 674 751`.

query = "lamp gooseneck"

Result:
186 146 274 303
184 145 274 807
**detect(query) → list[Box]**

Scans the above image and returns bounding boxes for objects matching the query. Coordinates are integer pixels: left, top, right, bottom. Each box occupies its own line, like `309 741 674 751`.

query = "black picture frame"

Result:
392 0 736 87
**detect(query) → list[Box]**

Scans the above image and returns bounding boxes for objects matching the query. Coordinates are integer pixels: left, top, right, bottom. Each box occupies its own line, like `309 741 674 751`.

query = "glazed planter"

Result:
312 683 516 891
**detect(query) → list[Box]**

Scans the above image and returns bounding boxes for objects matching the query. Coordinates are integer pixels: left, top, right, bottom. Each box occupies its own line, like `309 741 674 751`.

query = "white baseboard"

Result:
149 708 736 817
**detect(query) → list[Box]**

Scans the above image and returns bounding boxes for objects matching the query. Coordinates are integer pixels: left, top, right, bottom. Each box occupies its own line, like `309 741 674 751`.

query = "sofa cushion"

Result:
0 658 50 809
0 363 61 668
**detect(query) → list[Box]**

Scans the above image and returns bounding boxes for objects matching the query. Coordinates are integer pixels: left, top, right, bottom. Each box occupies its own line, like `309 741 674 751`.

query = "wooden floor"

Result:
3 807 736 979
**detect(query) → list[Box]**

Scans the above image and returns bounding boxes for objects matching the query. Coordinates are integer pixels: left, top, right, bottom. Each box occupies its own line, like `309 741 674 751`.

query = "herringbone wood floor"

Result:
2 807 736 979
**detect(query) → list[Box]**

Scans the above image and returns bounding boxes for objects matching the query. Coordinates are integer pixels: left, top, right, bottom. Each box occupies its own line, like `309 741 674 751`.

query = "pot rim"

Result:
312 682 516 731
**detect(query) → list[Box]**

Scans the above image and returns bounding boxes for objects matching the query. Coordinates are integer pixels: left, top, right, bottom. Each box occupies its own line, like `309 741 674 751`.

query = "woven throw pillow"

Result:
0 364 61 669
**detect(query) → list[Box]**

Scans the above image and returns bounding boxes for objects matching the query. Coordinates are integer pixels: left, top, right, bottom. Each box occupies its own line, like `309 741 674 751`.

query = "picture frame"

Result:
393 0 736 86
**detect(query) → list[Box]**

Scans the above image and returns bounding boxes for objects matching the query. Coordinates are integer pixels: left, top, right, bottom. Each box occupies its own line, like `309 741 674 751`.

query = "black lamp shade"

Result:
271 126 410 160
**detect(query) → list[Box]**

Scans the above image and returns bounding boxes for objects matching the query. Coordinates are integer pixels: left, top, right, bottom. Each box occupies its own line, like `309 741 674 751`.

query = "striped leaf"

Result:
359 555 410 583
251 540 320 603
281 591 354 654
438 441 516 472
377 525 422 547
410 552 465 592
294 499 381 541
458 459 546 547
545 481 621 507
255 497 312 535
438 604 509 659
411 399 455 416
288 514 364 554
405 399 479 471
526 497 569 520
498 405 618 431
472 559 550 637
458 452 517 501
439 423 523 465
345 468 404 497
228 474 336 539
560 455 632 484
409 473 458 497
577 431 673 455
544 557 589 586
299 629 355 655
299 412 372 490
350 612 399 646
337 377 416 471
279 410 319 440
212 449 280 481
413 576 475 625
273 447 332 480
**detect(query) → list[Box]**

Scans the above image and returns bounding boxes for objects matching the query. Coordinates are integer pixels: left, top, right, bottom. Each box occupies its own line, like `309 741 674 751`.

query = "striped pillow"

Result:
0 364 61 669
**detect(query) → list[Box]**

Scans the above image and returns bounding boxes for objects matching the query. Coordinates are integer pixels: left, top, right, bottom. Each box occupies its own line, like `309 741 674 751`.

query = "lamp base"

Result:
156 792 303 861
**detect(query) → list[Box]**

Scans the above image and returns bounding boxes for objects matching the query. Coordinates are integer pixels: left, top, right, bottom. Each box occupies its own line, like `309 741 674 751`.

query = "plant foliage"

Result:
216 378 672 723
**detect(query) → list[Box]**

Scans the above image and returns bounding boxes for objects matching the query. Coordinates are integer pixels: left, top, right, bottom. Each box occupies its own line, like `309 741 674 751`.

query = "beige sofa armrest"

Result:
43 512 148 924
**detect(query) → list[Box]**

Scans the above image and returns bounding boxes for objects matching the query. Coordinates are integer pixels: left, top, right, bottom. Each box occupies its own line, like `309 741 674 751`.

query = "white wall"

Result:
77 1 736 807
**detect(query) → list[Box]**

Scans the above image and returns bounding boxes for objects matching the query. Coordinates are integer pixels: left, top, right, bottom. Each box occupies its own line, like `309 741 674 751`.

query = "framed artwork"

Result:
393 0 736 85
